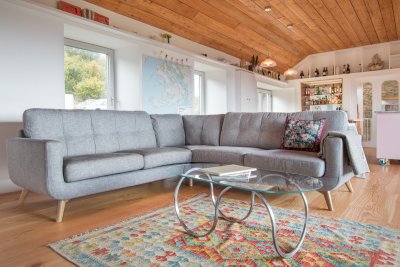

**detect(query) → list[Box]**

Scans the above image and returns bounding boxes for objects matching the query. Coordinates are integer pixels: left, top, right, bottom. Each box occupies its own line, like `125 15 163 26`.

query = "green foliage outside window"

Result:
64 46 106 102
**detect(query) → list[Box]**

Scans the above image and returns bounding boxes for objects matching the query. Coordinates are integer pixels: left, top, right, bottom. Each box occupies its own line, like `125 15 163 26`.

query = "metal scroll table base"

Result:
174 169 309 259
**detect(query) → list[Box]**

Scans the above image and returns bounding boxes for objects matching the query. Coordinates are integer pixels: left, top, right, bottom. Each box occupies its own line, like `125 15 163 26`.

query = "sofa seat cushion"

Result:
121 147 192 169
64 153 144 182
244 150 325 177
186 145 264 165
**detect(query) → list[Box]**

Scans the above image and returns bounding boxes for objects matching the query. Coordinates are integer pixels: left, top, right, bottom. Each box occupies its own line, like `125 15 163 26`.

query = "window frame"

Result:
257 88 273 112
194 70 206 115
64 38 115 109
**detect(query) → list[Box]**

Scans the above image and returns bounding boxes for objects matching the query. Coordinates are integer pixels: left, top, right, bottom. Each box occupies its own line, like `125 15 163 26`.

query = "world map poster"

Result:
142 55 193 114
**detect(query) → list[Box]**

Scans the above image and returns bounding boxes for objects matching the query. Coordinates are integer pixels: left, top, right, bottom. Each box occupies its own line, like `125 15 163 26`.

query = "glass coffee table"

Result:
174 164 323 258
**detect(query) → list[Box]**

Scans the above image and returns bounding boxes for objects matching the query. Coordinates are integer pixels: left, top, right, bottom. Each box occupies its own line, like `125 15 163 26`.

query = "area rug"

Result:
49 194 400 266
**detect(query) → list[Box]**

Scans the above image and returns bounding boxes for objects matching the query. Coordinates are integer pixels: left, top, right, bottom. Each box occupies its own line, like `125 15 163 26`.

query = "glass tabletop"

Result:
181 164 323 194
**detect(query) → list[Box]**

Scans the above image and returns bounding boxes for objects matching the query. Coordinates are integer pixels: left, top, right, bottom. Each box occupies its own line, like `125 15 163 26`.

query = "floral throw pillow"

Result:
282 117 326 152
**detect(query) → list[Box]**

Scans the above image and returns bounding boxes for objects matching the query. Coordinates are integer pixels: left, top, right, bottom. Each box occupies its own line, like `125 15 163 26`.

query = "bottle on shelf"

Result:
314 68 319 77
300 70 304 79
358 64 362 72
346 64 350 74
322 67 327 76
342 65 346 74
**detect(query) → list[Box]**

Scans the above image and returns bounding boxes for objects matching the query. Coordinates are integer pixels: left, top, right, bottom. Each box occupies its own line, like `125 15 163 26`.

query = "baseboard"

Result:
0 178 20 194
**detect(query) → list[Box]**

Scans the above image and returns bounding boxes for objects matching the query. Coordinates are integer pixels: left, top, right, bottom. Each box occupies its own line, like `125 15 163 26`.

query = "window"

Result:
193 71 205 114
257 89 272 112
64 39 114 109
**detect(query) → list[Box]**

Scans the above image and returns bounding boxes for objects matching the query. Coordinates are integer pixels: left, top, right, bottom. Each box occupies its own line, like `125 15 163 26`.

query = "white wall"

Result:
0 1 65 121
271 89 296 112
114 45 142 110
205 71 227 114
257 82 295 112
0 1 65 193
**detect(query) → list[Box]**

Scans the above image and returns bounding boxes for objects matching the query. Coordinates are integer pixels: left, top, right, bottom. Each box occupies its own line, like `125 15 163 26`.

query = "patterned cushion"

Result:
281 117 326 152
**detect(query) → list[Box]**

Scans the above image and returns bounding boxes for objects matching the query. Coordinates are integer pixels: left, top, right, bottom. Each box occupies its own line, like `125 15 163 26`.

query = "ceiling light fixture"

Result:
260 56 277 67
287 23 294 29
264 6 272 12
284 68 298 76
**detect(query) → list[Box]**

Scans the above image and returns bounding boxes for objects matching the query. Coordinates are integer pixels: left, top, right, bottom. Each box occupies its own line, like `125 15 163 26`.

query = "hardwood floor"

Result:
0 148 398 266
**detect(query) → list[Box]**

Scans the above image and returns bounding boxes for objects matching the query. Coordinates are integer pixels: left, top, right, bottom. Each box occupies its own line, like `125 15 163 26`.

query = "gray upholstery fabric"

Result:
8 109 355 203
7 138 64 196
319 137 354 191
63 153 144 182
220 111 348 149
121 147 192 169
151 114 185 147
186 145 263 165
23 109 157 157
183 114 224 146
244 149 325 177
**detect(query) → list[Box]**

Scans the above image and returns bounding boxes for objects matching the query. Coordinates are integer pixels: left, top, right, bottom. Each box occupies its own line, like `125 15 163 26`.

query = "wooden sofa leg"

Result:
345 181 354 193
18 189 30 205
322 191 334 211
56 200 68 223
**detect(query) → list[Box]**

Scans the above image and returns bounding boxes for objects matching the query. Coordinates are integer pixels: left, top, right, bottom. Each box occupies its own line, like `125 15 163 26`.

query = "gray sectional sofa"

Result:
7 109 354 222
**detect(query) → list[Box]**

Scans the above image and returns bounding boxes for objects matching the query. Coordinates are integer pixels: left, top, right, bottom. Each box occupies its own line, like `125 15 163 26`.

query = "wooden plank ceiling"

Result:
85 0 400 72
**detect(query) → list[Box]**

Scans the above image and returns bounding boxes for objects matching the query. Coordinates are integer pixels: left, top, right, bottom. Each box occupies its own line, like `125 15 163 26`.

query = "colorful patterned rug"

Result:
49 194 400 266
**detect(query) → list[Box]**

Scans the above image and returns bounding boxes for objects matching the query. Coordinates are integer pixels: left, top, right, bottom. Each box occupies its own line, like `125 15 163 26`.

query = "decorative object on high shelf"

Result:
342 65 346 74
301 79 343 111
368 54 384 71
249 55 259 71
260 55 277 67
93 12 109 25
314 68 319 77
358 64 362 72
300 70 304 79
346 64 351 74
59 1 109 25
322 67 327 76
161 33 172 44
58 1 82 16
284 68 297 76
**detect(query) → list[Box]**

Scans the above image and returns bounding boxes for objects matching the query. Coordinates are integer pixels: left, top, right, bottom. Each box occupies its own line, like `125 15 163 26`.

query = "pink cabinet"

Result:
376 112 400 162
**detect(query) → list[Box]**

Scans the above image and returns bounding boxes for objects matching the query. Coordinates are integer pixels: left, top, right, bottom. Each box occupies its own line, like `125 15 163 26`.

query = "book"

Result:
58 1 82 16
199 165 256 176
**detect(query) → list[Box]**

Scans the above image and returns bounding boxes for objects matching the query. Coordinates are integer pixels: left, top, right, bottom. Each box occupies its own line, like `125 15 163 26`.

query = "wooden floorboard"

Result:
0 148 398 266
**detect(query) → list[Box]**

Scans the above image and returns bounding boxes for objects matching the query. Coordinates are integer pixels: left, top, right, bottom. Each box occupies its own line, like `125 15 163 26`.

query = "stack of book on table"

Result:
199 165 257 182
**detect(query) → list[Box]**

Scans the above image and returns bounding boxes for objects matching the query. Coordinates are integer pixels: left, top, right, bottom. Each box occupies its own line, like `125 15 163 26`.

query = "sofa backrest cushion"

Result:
183 114 225 146
220 111 348 149
23 109 157 157
151 114 185 147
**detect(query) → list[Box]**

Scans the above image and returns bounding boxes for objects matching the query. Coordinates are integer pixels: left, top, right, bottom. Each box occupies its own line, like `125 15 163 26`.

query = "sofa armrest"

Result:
7 138 64 197
321 137 354 191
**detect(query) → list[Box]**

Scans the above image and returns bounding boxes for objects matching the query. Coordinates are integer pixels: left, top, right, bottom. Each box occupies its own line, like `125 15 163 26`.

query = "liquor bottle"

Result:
346 64 350 74
314 68 319 77
342 65 346 74
300 70 304 79
322 67 327 76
